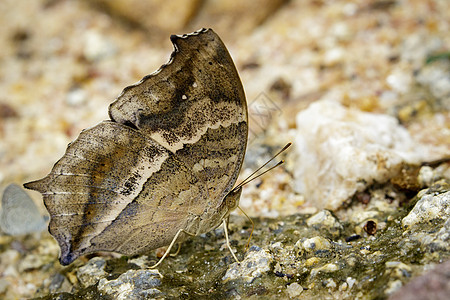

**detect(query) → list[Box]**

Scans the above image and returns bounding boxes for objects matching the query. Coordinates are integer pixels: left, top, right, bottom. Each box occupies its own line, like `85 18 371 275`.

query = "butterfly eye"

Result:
224 186 243 211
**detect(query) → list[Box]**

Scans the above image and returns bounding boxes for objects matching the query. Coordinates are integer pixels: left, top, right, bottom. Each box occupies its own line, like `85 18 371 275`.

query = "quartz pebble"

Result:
292 100 432 210
402 191 450 228
76 257 108 288
222 247 273 283
286 282 303 298
97 269 163 300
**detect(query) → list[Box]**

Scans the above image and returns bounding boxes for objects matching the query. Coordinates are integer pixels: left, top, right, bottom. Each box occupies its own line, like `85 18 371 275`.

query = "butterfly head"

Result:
222 186 242 213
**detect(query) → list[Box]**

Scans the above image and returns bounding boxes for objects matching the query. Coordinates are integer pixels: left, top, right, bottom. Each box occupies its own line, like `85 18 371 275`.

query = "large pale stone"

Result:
292 100 430 210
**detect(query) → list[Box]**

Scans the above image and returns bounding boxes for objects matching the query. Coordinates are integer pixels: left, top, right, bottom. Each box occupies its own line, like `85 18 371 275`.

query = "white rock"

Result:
386 68 413 93
385 279 403 295
323 47 344 66
339 282 348 291
302 236 331 253
97 269 163 300
128 256 149 269
292 100 429 210
306 210 341 229
417 166 436 187
310 263 339 277
416 60 450 100
385 261 412 279
83 30 117 62
66 88 87 106
436 218 450 243
402 191 450 228
17 254 47 272
325 278 337 289
77 257 107 288
270 242 283 252
222 248 272 283
286 282 303 298
346 277 356 289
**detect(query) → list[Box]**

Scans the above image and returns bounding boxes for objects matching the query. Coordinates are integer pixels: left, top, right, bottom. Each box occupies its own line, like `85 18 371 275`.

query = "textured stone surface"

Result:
222 246 273 283
1 183 449 299
76 257 107 288
402 190 450 228
292 100 439 210
97 269 163 300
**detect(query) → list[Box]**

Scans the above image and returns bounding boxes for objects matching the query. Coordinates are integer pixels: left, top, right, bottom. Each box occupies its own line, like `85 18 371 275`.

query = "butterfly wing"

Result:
110 28 248 227
25 121 209 264
24 28 247 265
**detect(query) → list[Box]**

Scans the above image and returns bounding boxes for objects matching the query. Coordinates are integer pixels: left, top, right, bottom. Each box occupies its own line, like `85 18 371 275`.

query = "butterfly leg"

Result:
169 243 182 257
223 219 240 263
238 205 254 251
149 229 195 269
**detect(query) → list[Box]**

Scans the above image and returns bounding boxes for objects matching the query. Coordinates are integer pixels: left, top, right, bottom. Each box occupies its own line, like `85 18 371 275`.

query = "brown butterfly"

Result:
25 28 248 266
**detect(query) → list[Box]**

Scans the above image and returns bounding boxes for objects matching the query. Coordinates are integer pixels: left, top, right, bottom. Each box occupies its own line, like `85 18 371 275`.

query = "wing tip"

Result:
53 231 79 265
23 178 46 193
59 251 77 266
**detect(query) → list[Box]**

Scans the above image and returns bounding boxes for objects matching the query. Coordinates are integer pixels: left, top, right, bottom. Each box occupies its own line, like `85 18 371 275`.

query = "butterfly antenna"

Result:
238 205 254 251
233 143 292 252
234 142 291 190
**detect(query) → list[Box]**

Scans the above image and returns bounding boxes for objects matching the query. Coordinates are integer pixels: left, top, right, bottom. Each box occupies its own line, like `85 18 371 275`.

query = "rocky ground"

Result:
0 0 449 299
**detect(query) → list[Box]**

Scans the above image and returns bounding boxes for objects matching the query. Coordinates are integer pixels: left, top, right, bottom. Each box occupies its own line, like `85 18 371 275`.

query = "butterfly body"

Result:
24 28 248 266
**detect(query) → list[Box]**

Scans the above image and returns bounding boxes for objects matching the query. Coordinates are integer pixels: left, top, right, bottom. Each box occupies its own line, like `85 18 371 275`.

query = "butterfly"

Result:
24 28 248 266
